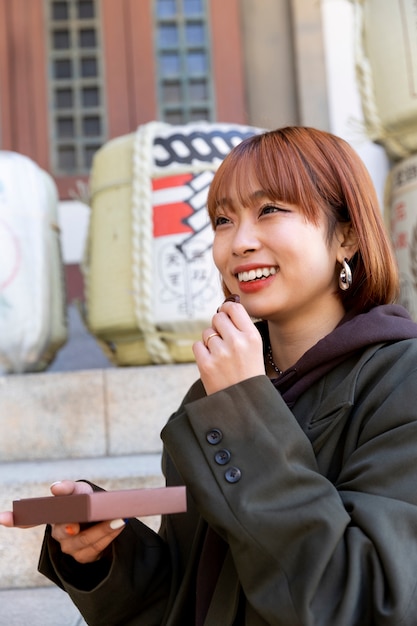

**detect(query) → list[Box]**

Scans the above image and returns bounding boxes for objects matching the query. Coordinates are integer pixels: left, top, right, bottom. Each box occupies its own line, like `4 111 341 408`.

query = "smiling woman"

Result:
207 127 398 314
4 127 417 626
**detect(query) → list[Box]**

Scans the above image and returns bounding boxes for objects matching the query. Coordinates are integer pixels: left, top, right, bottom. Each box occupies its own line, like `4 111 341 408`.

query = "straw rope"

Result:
352 0 411 160
131 122 173 364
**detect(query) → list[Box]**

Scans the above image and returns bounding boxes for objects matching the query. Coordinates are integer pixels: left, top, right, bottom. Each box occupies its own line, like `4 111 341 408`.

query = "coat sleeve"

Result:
161 362 417 626
37 509 172 625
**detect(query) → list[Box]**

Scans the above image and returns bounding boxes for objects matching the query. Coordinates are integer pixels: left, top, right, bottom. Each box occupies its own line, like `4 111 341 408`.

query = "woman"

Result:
3 126 417 626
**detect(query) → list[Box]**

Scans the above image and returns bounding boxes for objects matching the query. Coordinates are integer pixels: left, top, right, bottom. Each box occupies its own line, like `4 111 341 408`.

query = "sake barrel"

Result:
0 152 67 373
85 121 261 365
353 0 417 160
386 154 417 320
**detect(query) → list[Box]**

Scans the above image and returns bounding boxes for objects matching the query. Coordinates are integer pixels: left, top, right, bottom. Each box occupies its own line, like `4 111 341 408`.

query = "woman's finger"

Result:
53 519 126 564
49 480 93 497
203 329 222 349
0 511 15 527
214 300 254 332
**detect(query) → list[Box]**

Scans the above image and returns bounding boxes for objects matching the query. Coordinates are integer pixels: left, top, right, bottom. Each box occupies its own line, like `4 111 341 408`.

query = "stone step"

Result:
0 585 88 626
0 362 198 463
0 454 165 589
0 357 199 589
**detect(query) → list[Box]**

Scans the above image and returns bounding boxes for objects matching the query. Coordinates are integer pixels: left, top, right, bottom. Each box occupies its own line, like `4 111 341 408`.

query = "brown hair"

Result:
207 126 399 313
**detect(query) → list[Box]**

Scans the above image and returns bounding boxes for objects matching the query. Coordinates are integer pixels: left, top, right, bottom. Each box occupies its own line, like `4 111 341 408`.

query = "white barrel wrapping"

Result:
386 154 417 320
0 152 67 373
85 121 261 365
354 0 417 160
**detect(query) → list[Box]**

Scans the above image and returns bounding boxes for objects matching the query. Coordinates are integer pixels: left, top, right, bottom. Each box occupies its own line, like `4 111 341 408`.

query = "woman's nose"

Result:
232 222 260 256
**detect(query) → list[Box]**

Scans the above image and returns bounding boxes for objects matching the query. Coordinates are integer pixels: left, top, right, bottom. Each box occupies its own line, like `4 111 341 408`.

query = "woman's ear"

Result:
336 222 358 264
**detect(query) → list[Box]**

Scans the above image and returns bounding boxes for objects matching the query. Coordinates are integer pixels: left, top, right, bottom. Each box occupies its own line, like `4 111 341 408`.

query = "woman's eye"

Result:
260 203 292 216
214 215 231 227
261 204 282 215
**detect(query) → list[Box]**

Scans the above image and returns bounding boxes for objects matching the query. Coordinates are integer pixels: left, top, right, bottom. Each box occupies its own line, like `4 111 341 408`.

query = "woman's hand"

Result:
0 480 126 565
49 480 126 564
193 296 265 395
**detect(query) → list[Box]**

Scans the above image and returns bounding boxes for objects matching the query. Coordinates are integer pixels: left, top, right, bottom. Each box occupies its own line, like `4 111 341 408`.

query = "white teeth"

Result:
237 267 277 282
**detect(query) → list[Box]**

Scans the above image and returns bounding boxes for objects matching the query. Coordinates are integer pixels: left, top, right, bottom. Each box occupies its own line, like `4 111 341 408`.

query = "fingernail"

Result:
109 518 126 530
65 525 76 536
50 481 62 488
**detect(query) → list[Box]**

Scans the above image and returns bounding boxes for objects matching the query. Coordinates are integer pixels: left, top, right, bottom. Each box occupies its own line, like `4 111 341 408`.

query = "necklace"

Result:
267 345 282 375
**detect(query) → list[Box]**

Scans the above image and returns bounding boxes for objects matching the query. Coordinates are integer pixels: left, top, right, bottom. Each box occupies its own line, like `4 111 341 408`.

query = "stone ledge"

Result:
0 362 199 462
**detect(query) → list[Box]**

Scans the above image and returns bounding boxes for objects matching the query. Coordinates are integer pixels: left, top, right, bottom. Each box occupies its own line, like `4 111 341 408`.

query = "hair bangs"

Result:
207 132 324 226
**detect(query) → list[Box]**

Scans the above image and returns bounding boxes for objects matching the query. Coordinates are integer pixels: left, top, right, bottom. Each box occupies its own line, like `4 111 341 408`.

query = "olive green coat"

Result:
39 339 417 625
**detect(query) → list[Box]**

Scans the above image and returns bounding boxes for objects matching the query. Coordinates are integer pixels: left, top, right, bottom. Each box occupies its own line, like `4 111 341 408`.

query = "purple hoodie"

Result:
259 304 417 408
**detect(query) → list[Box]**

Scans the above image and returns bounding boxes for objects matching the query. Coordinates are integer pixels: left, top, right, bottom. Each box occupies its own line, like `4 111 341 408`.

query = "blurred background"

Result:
0 0 394 374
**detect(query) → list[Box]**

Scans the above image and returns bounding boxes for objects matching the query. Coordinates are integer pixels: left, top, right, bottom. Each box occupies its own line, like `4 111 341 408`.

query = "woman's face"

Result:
212 174 347 326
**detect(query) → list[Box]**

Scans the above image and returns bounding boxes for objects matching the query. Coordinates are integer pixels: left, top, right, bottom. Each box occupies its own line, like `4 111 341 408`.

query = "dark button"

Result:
224 466 242 483
206 428 223 445
214 449 231 465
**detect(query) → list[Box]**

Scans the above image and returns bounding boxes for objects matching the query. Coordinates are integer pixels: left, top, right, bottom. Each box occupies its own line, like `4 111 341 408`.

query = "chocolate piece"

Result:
224 294 240 303
217 293 241 311
12 486 186 526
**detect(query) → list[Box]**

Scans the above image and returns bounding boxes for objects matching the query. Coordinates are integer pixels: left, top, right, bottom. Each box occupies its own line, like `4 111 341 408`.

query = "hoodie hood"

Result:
258 304 417 408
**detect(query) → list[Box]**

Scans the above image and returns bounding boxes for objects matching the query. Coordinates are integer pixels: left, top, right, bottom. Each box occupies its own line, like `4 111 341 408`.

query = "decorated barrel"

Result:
353 0 417 160
0 152 67 373
84 121 261 365
386 154 417 320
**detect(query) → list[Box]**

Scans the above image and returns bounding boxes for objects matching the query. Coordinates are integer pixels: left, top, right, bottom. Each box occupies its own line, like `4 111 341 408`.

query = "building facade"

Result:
0 0 329 309
0 0 328 198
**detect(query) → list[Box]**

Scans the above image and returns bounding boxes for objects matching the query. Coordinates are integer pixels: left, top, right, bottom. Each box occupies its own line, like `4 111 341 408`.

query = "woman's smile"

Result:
236 266 278 282
234 264 278 294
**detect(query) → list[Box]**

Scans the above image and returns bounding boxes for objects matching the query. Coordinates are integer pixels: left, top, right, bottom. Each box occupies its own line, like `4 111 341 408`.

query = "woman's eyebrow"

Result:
252 189 268 198
214 197 237 212
250 190 270 202
216 190 268 208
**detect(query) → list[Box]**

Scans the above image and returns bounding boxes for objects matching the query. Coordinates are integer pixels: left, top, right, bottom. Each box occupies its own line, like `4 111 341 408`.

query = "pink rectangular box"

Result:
13 486 187 526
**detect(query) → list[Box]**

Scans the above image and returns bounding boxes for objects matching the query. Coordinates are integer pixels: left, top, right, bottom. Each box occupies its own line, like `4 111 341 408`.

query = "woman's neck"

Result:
266 304 346 374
